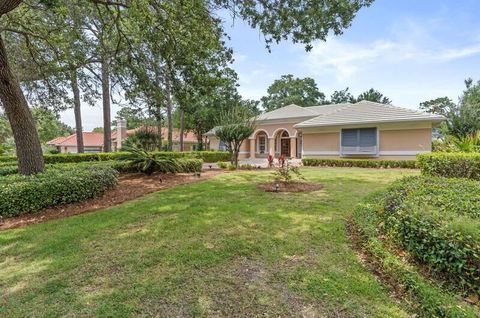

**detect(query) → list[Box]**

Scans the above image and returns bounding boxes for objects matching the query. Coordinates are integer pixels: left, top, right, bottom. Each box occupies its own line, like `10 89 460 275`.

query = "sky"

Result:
60 0 480 131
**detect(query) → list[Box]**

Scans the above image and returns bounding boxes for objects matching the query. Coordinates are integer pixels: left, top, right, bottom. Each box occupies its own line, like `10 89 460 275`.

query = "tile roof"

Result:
48 132 104 147
294 101 445 128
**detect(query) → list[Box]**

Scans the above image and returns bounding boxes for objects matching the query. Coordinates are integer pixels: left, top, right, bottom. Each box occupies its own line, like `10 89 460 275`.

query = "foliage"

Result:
355 88 391 104
118 146 180 175
273 159 304 183
421 79 480 138
420 97 456 117
31 107 73 143
417 152 480 180
123 128 161 152
260 74 326 111
329 87 355 104
352 191 479 317
0 165 118 217
110 158 202 174
360 176 480 294
215 105 256 167
217 161 228 169
0 108 72 145
302 158 417 169
0 150 229 165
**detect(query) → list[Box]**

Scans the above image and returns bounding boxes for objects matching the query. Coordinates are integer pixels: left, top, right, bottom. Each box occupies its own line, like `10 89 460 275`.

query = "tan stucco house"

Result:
205 100 445 160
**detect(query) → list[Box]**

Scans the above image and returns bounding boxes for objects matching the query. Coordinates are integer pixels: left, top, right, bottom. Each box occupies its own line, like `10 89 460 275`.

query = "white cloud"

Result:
305 37 480 81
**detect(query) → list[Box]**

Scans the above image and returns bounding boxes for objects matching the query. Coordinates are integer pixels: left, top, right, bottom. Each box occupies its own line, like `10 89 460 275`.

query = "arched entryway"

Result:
275 129 291 157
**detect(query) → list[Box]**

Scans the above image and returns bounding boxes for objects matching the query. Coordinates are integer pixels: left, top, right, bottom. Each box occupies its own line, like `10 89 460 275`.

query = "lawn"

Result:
0 167 418 317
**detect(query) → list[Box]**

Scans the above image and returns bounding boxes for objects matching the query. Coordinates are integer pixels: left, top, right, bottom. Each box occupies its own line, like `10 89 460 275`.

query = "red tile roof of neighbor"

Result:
47 132 104 147
47 127 198 147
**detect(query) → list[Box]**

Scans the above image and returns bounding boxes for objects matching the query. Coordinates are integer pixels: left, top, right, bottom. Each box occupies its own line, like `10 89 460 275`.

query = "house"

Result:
205 101 445 160
47 120 199 153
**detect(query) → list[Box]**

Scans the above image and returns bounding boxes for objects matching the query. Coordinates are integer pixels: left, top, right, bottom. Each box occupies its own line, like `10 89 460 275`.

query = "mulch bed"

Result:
0 170 225 231
257 181 323 193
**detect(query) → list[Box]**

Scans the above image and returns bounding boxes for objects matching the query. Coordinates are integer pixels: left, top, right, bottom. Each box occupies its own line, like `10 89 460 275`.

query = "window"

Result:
219 140 226 151
258 134 266 153
341 128 377 155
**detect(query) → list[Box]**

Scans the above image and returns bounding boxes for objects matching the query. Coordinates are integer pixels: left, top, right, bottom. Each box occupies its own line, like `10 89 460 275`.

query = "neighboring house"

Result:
47 120 199 153
205 100 445 160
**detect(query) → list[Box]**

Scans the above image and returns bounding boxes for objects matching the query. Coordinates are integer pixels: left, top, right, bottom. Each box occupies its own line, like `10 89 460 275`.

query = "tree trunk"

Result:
179 109 184 151
165 77 173 151
0 34 44 175
155 104 162 150
71 70 84 153
101 57 111 152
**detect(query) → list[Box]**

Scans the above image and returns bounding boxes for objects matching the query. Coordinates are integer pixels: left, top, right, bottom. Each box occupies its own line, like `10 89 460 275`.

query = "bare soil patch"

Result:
0 170 224 231
257 181 323 192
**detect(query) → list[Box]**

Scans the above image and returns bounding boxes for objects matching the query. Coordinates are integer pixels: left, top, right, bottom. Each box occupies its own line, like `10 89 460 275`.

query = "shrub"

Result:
124 128 162 151
302 158 417 169
217 161 228 169
239 163 257 170
0 165 118 217
109 158 202 174
417 152 480 180
273 159 303 183
352 194 479 318
356 176 480 294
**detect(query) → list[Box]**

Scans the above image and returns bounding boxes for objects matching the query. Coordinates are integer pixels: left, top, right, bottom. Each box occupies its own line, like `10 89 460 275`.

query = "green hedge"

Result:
356 176 480 295
0 165 118 218
352 193 479 317
0 151 228 165
302 158 417 169
417 152 480 180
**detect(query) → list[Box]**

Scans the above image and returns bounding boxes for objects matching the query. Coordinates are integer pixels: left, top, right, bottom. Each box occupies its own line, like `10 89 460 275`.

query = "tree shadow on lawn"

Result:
0 168 415 317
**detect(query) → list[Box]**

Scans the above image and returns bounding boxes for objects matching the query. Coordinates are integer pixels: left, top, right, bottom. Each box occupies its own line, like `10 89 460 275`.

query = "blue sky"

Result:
60 0 480 130
224 0 480 107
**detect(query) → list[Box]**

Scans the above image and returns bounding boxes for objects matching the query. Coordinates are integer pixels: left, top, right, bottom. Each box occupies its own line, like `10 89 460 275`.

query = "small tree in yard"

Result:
215 107 256 168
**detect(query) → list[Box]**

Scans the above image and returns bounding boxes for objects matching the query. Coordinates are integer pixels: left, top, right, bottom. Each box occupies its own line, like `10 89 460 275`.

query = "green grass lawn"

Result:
0 167 418 317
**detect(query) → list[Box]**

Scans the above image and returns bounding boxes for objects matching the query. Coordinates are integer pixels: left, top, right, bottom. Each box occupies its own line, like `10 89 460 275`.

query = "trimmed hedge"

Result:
0 165 118 218
302 158 417 169
356 176 480 295
0 151 228 165
417 152 480 180
353 193 479 318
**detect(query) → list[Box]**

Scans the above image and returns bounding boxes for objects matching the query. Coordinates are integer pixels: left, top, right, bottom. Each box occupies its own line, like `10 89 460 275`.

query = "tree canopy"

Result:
355 88 392 104
261 74 326 111
0 0 374 175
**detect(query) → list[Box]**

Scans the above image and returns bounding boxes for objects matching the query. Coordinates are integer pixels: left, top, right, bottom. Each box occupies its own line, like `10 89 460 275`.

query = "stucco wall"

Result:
208 136 221 151
301 127 432 160
379 128 431 152
252 122 298 138
303 132 339 154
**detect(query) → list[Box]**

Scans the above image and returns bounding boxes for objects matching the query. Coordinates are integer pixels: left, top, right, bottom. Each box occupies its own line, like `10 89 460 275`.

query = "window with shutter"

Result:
341 128 378 155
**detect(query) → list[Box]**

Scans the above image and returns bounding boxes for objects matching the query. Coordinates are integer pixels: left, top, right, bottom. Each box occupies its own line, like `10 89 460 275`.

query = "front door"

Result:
280 138 290 157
